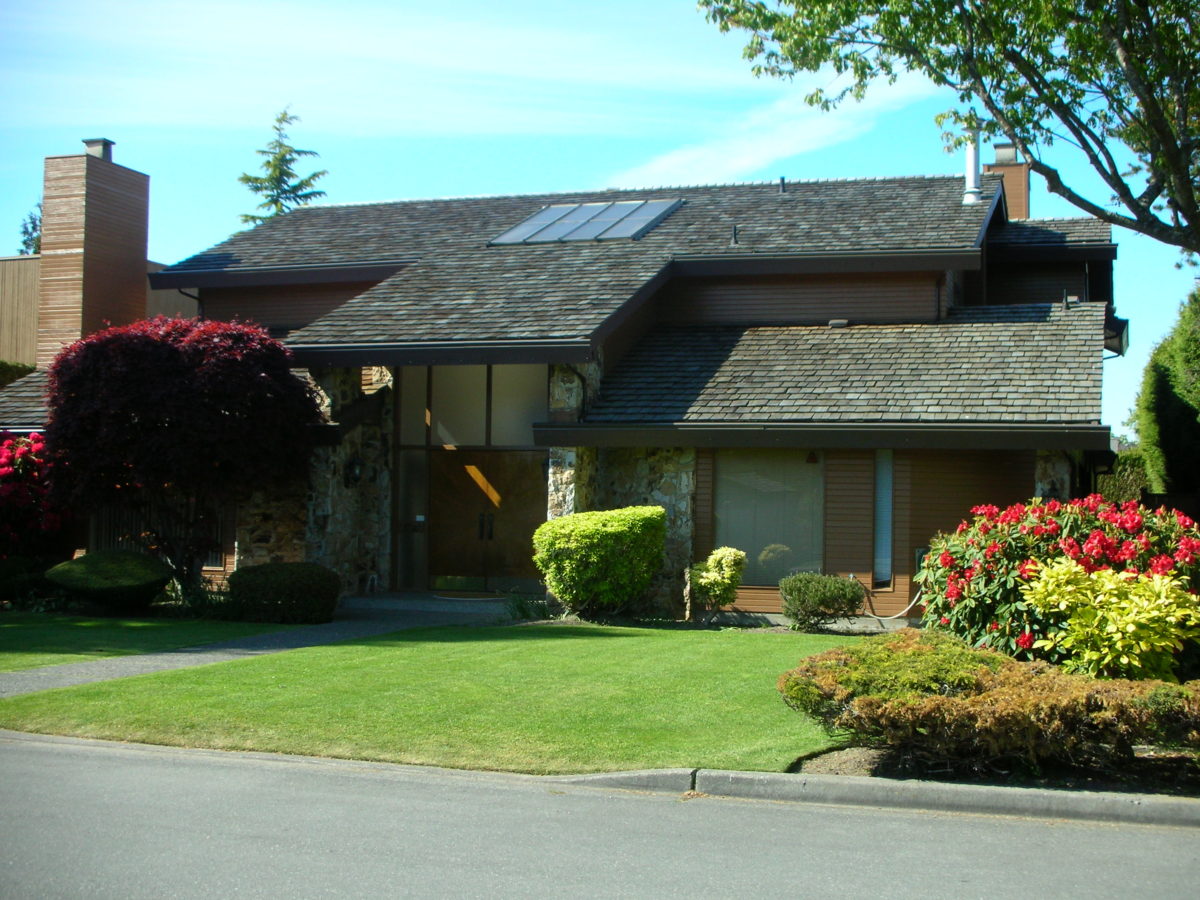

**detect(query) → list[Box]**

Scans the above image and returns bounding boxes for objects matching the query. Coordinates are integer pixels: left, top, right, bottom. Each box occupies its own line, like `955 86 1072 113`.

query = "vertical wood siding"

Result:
986 263 1087 306
657 272 939 325
0 256 39 365
692 448 715 559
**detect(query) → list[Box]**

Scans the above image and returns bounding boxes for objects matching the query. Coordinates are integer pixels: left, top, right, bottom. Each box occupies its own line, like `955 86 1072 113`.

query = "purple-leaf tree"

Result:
46 317 323 586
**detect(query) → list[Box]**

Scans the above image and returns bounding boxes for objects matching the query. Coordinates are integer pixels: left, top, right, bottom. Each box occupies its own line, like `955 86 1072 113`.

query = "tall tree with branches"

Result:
700 1 1200 255
18 202 41 255
239 108 328 226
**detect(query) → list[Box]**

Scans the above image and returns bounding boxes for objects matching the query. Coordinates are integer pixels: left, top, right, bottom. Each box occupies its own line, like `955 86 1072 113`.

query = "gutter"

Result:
289 338 595 367
149 260 413 290
532 421 1114 452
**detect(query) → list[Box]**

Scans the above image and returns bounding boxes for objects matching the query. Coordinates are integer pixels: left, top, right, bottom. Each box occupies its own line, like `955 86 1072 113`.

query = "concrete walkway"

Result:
0 593 509 698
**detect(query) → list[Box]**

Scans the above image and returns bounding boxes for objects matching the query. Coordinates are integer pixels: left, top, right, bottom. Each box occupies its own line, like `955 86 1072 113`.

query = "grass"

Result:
0 613 291 672
0 622 855 774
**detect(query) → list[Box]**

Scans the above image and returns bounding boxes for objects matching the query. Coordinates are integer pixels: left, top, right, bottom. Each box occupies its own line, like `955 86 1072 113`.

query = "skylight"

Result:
490 199 682 245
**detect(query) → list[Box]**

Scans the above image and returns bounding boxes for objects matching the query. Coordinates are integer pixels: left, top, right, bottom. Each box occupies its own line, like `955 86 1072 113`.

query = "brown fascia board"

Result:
289 338 595 367
533 421 1113 452
149 260 412 290
669 249 981 278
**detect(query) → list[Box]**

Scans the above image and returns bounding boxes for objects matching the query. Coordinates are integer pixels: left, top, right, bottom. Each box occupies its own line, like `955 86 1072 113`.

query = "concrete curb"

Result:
552 767 1200 828
2 730 1196 827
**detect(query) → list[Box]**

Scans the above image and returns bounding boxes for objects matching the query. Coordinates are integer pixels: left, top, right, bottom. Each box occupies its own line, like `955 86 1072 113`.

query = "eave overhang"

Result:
149 260 413 290
987 244 1117 263
289 338 595 367
533 421 1113 452
668 248 981 278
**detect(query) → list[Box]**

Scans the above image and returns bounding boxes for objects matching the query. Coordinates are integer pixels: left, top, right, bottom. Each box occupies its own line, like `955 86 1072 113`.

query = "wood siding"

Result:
987 263 1087 306
0 256 39 365
37 155 148 368
692 448 715 558
715 448 1036 617
201 282 373 332
657 272 939 325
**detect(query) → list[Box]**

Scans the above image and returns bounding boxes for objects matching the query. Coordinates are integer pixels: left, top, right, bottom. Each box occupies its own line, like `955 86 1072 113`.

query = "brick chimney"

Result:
36 139 149 368
984 143 1032 220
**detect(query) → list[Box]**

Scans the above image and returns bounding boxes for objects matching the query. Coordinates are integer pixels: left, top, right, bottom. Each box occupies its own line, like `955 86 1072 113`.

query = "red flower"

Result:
1016 631 1034 650
1149 555 1175 576
988 621 1000 632
939 617 950 626
945 583 963 601
1018 559 1038 580
938 551 955 568
1177 511 1196 529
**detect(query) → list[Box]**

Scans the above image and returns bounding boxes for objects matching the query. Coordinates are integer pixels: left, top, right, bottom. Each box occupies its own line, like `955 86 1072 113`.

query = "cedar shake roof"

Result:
0 371 49 431
583 303 1105 426
159 175 1005 347
987 218 1112 246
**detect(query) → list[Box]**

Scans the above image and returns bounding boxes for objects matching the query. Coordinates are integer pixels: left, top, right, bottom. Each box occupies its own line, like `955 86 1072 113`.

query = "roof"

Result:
581 302 1104 427
0 371 49 432
988 218 1113 247
158 176 1005 349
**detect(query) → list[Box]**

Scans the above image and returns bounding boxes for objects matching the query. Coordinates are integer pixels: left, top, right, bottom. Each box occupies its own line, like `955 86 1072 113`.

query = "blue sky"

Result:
2 0 1194 433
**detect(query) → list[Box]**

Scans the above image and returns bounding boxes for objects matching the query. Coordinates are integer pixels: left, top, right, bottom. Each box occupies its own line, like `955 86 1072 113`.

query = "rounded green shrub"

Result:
779 572 866 631
45 550 173 614
688 546 747 619
226 562 341 624
779 628 1200 772
532 506 666 620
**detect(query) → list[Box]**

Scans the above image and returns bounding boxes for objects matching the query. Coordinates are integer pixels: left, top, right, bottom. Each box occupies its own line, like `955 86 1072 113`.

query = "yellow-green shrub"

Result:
532 506 666 619
688 546 747 617
1022 557 1200 681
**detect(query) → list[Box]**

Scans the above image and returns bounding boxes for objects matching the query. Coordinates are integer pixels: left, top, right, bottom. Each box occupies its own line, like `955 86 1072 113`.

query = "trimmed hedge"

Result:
687 546 747 619
779 572 865 632
779 629 1200 772
226 562 341 624
532 506 666 620
45 550 173 614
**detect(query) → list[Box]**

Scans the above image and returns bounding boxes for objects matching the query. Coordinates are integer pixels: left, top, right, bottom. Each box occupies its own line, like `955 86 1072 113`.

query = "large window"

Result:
396 364 548 448
715 449 823 586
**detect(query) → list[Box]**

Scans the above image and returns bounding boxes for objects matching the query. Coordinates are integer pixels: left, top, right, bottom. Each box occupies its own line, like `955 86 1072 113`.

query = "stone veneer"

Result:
592 447 696 614
235 486 308 569
305 367 393 594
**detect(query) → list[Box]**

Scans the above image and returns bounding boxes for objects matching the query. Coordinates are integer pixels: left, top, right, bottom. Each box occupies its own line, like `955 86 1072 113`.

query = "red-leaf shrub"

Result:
916 495 1200 662
45 318 322 583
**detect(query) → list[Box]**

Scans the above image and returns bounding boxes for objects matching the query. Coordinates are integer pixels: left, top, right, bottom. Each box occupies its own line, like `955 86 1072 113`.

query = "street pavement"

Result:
1 731 1197 899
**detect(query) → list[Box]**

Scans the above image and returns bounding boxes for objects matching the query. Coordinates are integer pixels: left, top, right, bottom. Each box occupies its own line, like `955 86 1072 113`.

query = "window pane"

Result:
715 449 823 586
491 364 547 446
431 365 486 447
398 366 428 446
874 449 894 587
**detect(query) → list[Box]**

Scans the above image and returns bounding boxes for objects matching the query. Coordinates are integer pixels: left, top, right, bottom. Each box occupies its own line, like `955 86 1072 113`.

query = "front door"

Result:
427 450 548 592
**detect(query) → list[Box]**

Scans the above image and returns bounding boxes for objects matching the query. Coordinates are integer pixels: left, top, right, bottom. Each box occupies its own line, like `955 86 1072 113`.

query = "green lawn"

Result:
0 613 291 672
0 623 855 774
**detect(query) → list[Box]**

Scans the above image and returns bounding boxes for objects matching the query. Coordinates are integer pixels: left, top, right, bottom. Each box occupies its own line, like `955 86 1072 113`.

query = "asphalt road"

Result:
1 732 1197 899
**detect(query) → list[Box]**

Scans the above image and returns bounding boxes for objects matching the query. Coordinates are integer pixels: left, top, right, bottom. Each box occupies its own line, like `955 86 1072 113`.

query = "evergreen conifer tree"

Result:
239 108 327 226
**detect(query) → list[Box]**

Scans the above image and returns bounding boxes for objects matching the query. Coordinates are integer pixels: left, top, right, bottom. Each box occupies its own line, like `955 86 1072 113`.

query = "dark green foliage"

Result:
779 572 865 631
45 550 173 615
0 361 34 391
18 202 40 255
1096 447 1151 503
1137 289 1200 493
226 562 341 624
779 629 1200 772
239 108 328 226
532 506 667 620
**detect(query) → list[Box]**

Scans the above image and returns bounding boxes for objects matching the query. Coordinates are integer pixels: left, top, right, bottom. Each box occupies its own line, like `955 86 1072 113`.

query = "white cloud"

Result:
609 73 945 186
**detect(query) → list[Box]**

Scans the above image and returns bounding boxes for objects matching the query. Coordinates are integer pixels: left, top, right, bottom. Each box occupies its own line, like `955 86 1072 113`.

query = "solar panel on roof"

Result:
489 198 682 245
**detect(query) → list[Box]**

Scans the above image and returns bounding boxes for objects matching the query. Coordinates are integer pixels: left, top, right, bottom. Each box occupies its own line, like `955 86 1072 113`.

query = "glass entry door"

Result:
427 450 547 592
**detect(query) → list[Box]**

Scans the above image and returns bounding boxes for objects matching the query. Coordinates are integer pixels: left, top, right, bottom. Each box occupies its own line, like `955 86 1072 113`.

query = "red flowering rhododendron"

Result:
917 494 1200 664
0 432 69 559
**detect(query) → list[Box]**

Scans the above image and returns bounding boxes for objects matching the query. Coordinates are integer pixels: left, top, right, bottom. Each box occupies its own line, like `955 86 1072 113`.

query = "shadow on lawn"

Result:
356 622 643 648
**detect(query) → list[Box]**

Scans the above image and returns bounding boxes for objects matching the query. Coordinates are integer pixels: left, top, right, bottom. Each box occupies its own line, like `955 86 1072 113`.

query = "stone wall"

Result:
306 367 393 594
235 487 308 568
593 447 696 614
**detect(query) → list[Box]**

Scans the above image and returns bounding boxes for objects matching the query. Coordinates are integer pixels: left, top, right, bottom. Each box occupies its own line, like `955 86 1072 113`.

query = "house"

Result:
2 139 1125 616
